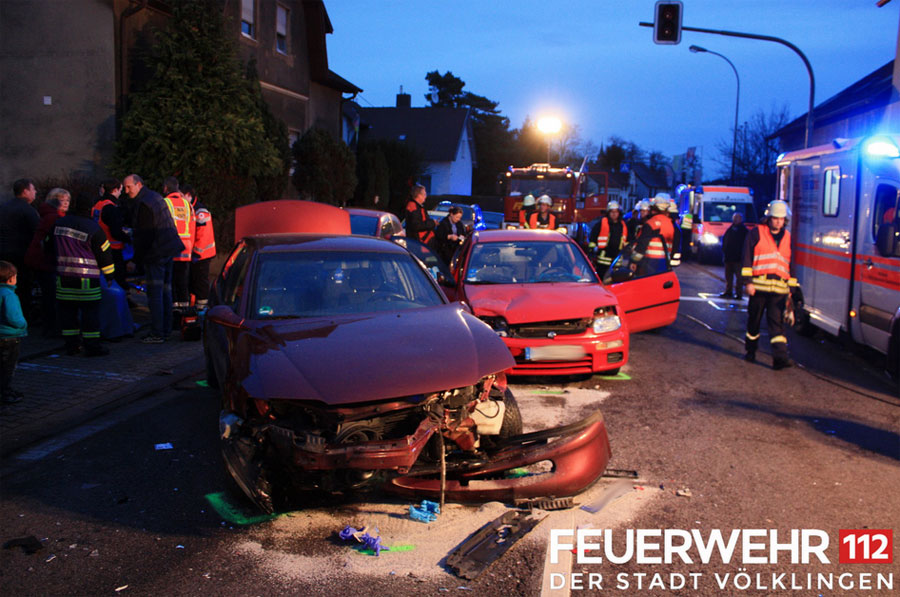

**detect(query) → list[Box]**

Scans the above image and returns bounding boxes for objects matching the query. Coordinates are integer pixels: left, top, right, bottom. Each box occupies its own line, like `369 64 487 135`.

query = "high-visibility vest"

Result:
91 198 124 250
191 203 216 260
518 207 534 228
596 217 627 250
164 192 195 261
742 225 797 294
640 214 674 259
405 201 434 245
529 212 557 229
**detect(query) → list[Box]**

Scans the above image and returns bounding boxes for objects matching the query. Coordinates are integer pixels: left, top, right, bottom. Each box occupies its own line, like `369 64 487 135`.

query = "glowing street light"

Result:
537 116 562 162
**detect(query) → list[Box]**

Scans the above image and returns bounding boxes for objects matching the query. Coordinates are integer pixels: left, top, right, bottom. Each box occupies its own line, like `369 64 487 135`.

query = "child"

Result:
0 261 27 403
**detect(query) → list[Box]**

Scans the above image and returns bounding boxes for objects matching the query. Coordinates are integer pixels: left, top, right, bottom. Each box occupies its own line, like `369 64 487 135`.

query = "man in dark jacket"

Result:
0 179 40 321
435 206 466 264
721 212 749 299
405 184 436 247
53 194 115 356
124 174 184 343
94 179 131 291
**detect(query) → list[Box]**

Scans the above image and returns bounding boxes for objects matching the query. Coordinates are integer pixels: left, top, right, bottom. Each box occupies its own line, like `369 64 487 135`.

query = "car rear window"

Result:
465 241 598 284
251 250 444 319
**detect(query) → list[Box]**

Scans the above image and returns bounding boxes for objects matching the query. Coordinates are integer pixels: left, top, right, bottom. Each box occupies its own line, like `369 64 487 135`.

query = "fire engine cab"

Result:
501 163 608 227
776 135 900 381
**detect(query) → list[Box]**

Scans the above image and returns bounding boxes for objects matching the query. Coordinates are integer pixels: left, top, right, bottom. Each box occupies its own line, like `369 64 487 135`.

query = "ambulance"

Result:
775 135 900 381
677 185 758 263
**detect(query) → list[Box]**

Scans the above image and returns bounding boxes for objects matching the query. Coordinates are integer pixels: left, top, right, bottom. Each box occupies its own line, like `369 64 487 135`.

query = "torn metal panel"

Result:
446 510 547 580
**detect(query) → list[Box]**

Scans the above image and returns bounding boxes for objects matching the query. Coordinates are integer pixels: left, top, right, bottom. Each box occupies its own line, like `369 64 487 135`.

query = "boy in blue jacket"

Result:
0 261 27 403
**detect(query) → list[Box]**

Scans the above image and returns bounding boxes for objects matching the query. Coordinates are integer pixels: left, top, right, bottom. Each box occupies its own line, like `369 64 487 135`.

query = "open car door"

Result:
603 243 680 332
391 236 459 301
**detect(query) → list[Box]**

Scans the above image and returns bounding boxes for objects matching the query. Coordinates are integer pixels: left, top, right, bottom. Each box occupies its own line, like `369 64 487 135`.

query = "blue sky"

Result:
324 1 899 177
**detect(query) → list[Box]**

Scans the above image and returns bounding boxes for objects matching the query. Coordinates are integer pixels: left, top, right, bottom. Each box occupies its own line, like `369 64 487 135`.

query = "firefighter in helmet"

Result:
529 195 557 229
667 199 682 266
630 194 675 276
593 200 629 276
518 194 536 228
742 199 798 369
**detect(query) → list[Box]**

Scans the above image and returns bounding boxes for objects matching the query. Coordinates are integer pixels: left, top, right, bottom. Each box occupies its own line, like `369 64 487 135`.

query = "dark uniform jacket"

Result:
133 187 184 264
722 222 749 262
435 216 465 264
0 198 39 261
405 200 436 245
53 213 114 301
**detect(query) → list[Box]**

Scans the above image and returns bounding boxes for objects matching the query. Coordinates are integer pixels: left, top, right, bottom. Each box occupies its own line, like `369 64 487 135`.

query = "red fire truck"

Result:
500 163 608 226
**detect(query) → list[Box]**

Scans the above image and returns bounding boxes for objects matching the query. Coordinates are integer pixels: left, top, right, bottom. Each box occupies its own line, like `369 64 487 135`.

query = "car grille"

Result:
509 318 590 338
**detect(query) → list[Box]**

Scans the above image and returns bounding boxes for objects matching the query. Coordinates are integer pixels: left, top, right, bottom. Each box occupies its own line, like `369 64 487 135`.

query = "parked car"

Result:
481 210 505 230
204 200 612 512
345 207 404 239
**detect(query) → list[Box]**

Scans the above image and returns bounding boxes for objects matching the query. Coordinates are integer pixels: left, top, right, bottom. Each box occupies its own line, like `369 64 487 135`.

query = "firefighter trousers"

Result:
745 291 789 362
58 297 101 352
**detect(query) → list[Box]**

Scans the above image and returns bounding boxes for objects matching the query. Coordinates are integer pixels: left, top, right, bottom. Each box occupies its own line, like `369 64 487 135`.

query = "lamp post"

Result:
537 116 562 163
690 45 739 184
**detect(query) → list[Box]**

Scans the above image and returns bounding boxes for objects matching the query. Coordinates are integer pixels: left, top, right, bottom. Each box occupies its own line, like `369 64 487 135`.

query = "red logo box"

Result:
839 530 893 564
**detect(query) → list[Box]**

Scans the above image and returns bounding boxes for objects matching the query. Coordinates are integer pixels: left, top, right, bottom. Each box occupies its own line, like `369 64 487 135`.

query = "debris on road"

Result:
3 535 44 554
514 497 574 511
154 443 174 451
409 500 441 523
115 585 129 592
603 468 639 479
580 479 632 514
446 510 546 580
338 525 390 556
675 488 693 498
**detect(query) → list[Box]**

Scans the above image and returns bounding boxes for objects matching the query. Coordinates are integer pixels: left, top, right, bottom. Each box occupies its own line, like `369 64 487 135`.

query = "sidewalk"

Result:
0 301 205 458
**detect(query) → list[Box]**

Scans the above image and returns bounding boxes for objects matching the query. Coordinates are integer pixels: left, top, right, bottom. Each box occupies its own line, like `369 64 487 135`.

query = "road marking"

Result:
680 293 747 312
18 362 142 382
540 510 573 597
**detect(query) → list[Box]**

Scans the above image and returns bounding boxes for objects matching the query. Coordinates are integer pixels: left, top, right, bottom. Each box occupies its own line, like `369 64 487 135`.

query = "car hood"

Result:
236 303 514 405
465 283 618 323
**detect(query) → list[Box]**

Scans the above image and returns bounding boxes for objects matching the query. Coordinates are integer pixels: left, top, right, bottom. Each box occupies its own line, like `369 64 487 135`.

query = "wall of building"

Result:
447 126 473 195
1 0 117 199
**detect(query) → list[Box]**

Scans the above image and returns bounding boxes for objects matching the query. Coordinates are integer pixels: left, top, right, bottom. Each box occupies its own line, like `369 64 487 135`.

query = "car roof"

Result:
244 233 409 255
344 207 395 218
470 229 570 243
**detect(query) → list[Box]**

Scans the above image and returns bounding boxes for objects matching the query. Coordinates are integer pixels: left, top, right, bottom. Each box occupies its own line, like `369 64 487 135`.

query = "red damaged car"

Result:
203 201 612 512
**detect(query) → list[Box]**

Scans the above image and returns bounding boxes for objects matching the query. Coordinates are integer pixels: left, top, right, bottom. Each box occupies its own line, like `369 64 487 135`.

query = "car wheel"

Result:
496 388 523 438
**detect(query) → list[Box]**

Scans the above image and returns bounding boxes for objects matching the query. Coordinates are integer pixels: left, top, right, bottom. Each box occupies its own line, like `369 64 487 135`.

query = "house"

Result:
359 93 476 196
630 163 669 201
770 60 896 152
604 172 633 210
0 0 358 198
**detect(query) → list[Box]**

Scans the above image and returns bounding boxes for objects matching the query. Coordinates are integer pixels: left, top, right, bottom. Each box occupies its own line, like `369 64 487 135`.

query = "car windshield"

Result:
465 241 598 284
349 214 378 236
251 250 444 318
705 201 758 223
507 178 574 197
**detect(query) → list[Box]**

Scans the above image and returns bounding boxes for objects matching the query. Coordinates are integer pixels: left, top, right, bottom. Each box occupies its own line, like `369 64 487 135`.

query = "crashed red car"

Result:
203 201 611 512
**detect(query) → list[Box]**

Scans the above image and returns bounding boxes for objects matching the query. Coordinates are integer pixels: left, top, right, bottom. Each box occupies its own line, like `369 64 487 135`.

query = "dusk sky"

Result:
325 1 899 177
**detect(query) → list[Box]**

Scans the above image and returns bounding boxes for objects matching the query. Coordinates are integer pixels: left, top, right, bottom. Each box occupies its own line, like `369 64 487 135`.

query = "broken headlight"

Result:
479 316 509 337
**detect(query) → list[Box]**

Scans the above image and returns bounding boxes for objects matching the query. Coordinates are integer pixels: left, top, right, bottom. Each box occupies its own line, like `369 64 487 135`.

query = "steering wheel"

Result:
536 267 580 282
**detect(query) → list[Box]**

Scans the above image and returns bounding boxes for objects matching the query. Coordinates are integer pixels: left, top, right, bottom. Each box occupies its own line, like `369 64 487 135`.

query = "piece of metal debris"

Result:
514 497 575 511
603 468 639 479
446 510 546 580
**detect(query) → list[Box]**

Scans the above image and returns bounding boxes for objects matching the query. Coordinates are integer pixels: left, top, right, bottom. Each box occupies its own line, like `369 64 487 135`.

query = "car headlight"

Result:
479 316 509 337
592 307 621 334
700 232 719 245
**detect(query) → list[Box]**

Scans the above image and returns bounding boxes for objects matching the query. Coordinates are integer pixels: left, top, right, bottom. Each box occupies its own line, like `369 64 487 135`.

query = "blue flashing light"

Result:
776 152 786 162
864 136 900 158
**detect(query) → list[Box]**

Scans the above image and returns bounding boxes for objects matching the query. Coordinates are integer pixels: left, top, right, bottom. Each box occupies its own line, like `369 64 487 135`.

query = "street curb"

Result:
0 356 205 460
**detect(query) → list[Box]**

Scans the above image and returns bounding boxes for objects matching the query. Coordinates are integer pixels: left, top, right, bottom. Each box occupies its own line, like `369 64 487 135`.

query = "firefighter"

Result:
162 177 195 313
528 195 557 229
518 194 536 228
593 200 629 276
630 195 675 276
741 199 798 370
405 184 436 247
92 179 130 291
53 193 115 356
182 184 215 311
668 200 682 266
626 199 651 240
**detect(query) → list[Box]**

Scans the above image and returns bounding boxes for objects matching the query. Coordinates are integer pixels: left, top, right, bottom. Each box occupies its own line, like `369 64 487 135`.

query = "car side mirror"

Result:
207 305 249 330
437 272 456 288
876 223 899 257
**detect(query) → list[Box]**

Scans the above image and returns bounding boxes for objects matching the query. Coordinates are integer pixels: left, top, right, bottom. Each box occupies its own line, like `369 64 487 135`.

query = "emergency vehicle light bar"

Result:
864 136 900 159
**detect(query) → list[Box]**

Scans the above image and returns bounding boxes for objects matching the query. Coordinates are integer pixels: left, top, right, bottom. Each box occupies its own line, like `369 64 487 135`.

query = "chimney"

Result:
396 84 411 108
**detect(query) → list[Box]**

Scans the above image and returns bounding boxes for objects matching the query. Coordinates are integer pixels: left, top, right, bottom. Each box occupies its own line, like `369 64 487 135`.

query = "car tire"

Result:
496 388 523 438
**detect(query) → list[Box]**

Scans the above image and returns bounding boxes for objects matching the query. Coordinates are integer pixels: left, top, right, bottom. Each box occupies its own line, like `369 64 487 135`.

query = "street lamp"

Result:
690 45 739 184
537 116 562 163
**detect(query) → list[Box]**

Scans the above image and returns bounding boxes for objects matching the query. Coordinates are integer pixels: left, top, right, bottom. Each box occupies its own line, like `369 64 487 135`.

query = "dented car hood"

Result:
235 303 514 405
464 283 618 323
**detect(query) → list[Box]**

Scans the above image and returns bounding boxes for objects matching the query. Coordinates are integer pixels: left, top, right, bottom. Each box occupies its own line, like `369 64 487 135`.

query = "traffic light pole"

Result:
640 22 815 148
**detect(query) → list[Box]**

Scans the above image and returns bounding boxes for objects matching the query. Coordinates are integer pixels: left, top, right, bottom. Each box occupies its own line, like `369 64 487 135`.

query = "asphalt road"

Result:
1 262 897 596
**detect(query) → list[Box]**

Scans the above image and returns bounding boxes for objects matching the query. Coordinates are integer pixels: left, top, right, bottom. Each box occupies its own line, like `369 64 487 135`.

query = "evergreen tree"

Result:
111 0 285 215
292 128 357 206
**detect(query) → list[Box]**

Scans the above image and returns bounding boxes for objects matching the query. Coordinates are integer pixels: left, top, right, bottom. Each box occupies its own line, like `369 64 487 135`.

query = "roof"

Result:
359 107 471 161
630 163 668 188
303 0 361 94
604 171 631 189
471 229 571 243
771 60 894 139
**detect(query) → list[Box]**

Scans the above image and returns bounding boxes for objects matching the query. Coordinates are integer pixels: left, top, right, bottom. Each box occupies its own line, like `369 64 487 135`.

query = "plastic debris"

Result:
515 497 575 511
675 488 693 498
3 536 44 554
446 510 546 580
195 380 210 388
409 500 441 523
45 554 56 562
581 480 632 514
176 545 185 549
90 549 99 557
115 585 129 592
154 443 174 451
338 526 390 556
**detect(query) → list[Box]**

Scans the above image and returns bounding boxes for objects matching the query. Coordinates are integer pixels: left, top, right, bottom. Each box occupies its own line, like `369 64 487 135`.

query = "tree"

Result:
292 128 357 206
715 105 790 192
354 142 390 208
111 0 286 215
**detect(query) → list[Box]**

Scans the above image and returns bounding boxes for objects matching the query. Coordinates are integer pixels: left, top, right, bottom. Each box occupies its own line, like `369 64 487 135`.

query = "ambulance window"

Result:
872 184 899 241
823 167 840 217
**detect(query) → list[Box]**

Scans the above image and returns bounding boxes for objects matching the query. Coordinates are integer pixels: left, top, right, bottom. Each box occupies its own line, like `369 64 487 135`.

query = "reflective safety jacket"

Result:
164 192 195 261
741 225 797 294
405 200 435 245
190 200 216 261
518 206 535 228
53 213 114 301
596 216 628 266
528 211 557 229
632 214 673 262
91 198 124 250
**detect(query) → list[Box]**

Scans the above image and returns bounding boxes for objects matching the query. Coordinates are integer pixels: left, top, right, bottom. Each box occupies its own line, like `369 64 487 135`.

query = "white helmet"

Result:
607 200 621 211
668 200 678 214
537 194 553 206
654 192 672 201
766 199 790 218
638 199 650 211
522 194 535 207
653 195 670 211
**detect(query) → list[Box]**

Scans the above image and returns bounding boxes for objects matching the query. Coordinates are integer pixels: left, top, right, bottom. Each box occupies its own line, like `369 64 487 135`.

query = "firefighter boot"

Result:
771 335 792 370
744 333 759 363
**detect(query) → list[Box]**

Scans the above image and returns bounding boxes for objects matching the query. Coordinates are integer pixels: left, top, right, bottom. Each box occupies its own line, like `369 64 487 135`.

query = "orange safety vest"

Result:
528 211 557 229
191 203 216 261
164 192 195 261
406 201 435 245
640 214 674 259
91 198 124 250
751 225 791 280
596 217 628 250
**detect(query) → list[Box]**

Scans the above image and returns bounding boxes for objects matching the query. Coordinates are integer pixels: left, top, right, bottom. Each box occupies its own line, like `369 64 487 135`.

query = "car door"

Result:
390 236 459 301
602 244 680 333
206 242 252 384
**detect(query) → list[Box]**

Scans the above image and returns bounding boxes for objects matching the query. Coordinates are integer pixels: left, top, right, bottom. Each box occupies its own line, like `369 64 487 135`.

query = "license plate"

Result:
525 345 586 361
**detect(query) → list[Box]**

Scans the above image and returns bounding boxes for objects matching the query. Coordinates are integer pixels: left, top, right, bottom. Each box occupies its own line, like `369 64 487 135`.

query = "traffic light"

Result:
653 0 683 45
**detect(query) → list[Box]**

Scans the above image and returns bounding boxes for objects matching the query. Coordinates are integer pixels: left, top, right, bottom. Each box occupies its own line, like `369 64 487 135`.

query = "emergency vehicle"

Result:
775 135 900 381
677 185 758 262
500 163 608 227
